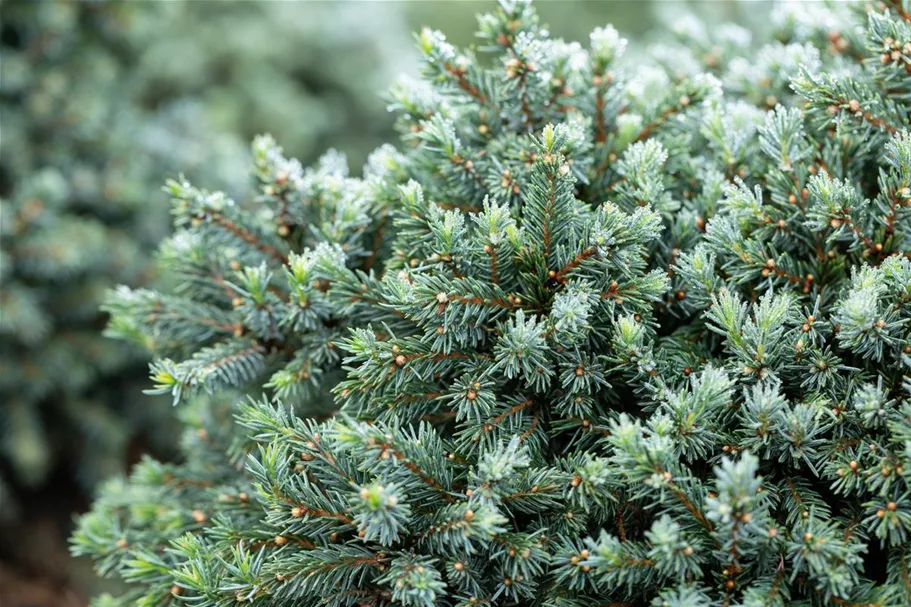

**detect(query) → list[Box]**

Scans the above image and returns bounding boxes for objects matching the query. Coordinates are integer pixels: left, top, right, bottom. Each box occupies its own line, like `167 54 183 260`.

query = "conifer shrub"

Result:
75 2 911 606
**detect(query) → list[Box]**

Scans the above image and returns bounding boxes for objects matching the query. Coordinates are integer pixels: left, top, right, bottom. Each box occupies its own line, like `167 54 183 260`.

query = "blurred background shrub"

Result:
0 0 762 603
0 0 412 597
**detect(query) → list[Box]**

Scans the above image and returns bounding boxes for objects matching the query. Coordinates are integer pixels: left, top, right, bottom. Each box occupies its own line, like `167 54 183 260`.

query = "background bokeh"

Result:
0 1 767 604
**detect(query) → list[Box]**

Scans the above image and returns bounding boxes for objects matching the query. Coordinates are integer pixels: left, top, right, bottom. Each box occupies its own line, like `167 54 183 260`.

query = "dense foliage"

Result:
104 134 407 411
75 1 911 606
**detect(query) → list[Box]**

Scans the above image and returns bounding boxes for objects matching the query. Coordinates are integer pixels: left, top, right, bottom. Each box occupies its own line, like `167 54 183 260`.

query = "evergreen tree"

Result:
75 1 911 606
